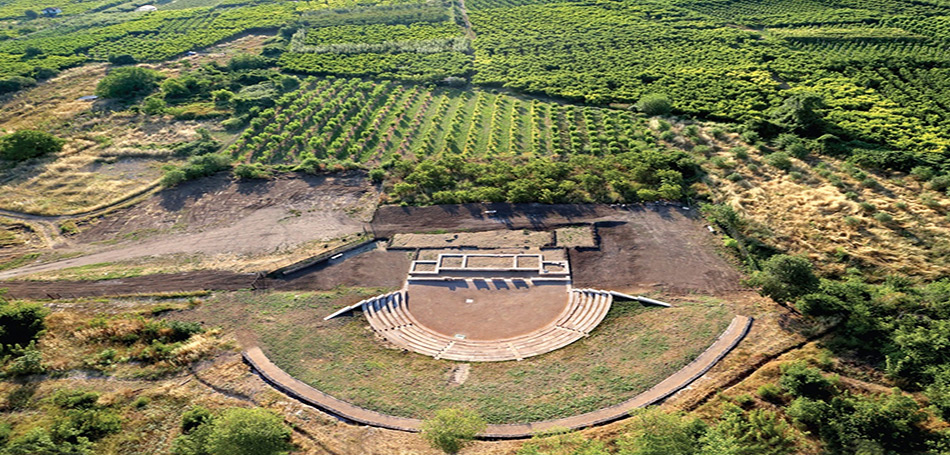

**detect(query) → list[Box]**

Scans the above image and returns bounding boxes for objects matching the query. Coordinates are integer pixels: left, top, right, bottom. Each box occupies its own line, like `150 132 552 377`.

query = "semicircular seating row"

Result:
361 289 613 362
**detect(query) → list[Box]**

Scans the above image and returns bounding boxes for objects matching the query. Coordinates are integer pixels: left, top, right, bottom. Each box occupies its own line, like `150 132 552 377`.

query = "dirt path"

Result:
243 315 753 438
0 172 376 280
0 271 257 299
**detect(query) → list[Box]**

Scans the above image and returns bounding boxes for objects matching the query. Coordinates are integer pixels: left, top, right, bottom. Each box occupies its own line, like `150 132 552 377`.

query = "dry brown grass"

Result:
684 123 950 279
0 35 274 215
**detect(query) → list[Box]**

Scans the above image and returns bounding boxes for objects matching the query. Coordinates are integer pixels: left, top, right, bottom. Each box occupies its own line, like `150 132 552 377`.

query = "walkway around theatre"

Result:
243 315 753 438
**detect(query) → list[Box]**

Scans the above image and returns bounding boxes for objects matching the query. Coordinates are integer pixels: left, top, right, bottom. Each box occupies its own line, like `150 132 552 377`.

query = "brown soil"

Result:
272 249 411 290
1 172 376 280
569 205 745 295
1 270 255 299
371 203 618 237
390 230 552 249
407 280 569 340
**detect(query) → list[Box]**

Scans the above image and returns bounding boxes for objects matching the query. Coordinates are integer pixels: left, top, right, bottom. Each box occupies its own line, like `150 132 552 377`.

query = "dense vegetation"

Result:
223 77 697 203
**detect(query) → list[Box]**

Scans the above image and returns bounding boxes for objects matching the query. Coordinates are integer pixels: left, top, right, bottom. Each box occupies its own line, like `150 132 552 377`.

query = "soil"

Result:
370 203 618 237
272 249 411 290
1 270 256 299
569 205 745 295
407 280 569 340
0 172 376 280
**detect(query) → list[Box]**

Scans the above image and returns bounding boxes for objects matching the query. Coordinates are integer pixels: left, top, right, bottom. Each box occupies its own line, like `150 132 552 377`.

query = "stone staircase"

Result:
362 289 612 362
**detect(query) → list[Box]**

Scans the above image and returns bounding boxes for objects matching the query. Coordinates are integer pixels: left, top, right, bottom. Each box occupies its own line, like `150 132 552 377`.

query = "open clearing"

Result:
0 172 376 280
170 288 734 424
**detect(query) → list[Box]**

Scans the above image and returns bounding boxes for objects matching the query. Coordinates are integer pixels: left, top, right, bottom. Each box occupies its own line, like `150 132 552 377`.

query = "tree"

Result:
107 54 136 65
205 408 292 455
779 362 836 400
635 93 672 116
750 255 819 304
770 92 825 136
95 67 163 100
24 9 38 19
0 129 64 162
420 408 486 454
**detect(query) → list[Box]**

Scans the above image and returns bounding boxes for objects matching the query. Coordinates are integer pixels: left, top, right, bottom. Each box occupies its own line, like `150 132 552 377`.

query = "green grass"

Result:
198 289 733 423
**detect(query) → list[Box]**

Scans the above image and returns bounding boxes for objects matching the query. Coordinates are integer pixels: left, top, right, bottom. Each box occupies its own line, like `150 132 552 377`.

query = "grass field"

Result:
182 289 734 424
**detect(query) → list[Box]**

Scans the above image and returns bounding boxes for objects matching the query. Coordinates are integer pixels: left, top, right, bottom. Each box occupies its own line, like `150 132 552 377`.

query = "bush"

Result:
142 95 166 115
765 152 792 171
929 174 950 192
0 76 37 95
181 406 213 434
636 93 672 116
0 129 64 162
207 408 292 455
5 342 45 376
0 298 48 352
616 409 707 455
107 54 136 65
749 254 819 304
369 168 385 183
228 53 270 71
95 67 163 100
4 427 91 455
757 383 783 403
233 163 272 180
421 408 486 454
779 362 836 400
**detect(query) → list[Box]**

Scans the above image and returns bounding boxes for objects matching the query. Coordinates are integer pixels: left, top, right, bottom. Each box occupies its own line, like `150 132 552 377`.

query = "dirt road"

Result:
0 172 376 280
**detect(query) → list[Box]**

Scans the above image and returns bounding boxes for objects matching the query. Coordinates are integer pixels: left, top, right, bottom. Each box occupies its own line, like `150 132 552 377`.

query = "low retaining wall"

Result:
269 237 375 277
243 315 753 439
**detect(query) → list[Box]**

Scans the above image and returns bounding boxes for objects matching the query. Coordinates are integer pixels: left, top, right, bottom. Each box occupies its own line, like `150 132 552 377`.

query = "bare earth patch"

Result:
0 172 378 279
390 229 552 249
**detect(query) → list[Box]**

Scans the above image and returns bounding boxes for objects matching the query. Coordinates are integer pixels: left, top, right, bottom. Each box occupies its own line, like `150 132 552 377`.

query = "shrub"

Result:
749 254 819 304
0 129 64 162
142 95 166 115
757 384 783 403
228 53 270 71
421 408 486 454
0 75 37 95
872 212 892 223
211 90 234 108
107 54 136 65
711 408 798 455
616 409 707 455
233 163 272 180
770 92 825 135
636 93 672 116
731 147 748 160
765 152 792 171
207 408 292 455
161 167 188 187
181 406 214 434
5 342 45 376
929 175 950 192
910 166 935 181
96 67 163 100
4 427 91 455
779 362 836 399
369 168 385 183
0 298 48 352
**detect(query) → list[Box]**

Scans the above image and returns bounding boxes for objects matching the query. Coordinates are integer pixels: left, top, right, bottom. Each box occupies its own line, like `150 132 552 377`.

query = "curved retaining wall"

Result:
243 315 753 439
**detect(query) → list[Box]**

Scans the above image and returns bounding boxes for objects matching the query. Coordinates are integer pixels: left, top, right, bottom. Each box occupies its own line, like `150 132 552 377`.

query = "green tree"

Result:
205 408 292 455
95 67 163 100
421 408 486 454
3 427 91 455
770 92 825 136
0 297 48 352
24 9 38 19
635 93 672 116
779 362 836 400
750 255 819 304
0 129 64 162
